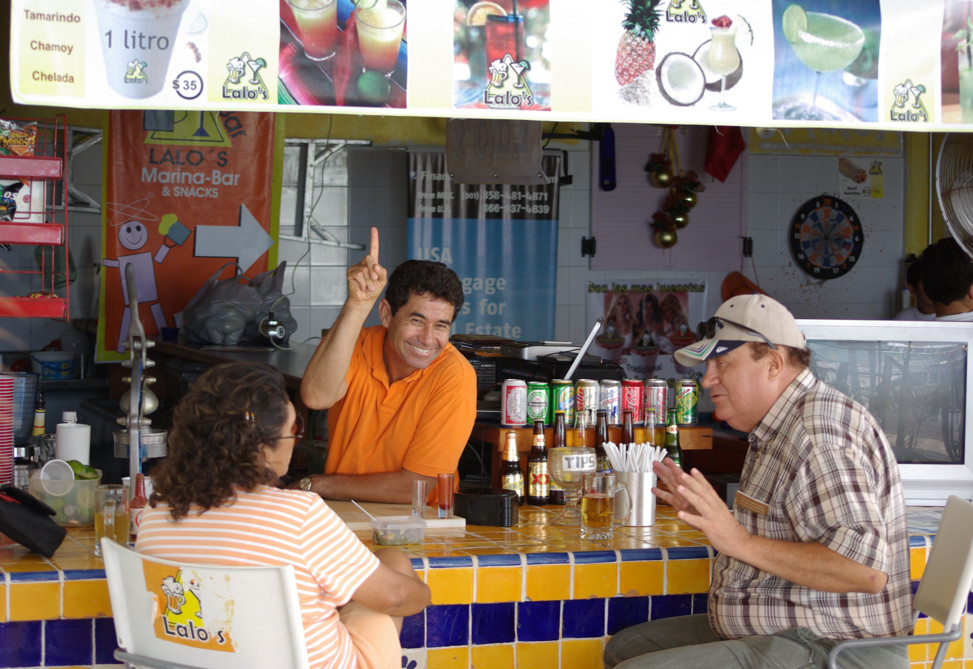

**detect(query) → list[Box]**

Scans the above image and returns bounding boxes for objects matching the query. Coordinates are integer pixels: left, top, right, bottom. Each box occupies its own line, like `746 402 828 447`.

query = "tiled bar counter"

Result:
0 505 962 669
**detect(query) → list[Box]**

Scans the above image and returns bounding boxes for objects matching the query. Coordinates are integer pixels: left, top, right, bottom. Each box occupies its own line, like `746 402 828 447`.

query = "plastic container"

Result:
30 352 75 380
370 515 425 546
28 468 103 526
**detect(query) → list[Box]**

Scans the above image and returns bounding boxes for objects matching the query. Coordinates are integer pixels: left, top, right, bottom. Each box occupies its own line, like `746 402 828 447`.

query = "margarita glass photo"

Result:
278 0 408 108
771 0 880 122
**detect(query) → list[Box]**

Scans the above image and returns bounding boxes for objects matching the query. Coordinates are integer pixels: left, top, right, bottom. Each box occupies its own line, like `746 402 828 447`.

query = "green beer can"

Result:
526 382 551 426
675 377 698 425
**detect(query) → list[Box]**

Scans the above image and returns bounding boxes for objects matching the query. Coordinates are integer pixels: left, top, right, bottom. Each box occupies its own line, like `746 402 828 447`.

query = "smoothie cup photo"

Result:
94 0 190 99
356 0 406 76
286 0 338 62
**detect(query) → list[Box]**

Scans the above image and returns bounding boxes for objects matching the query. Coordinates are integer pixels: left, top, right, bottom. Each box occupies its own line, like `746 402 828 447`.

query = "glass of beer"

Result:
94 484 130 556
580 473 629 540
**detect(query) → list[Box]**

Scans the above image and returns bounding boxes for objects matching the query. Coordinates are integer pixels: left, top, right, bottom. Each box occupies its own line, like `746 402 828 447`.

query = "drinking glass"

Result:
412 479 429 518
580 473 631 540
782 5 864 120
286 0 338 62
94 484 130 556
705 25 740 111
548 446 596 526
485 13 524 85
356 0 406 77
437 472 454 519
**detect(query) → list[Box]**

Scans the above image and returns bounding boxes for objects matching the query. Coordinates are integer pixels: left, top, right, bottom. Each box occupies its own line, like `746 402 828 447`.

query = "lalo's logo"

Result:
666 0 707 24
484 54 534 109
222 52 269 101
889 79 929 123
150 568 234 652
124 59 148 85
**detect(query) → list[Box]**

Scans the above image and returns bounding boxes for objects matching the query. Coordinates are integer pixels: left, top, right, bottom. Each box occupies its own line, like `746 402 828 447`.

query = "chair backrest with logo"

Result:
101 538 310 669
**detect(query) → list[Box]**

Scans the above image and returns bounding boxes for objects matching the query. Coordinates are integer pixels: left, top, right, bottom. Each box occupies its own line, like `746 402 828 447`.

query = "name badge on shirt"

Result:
734 491 770 515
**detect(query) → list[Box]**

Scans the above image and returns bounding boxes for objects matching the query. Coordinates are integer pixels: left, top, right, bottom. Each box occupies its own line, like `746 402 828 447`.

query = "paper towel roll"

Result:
55 423 91 465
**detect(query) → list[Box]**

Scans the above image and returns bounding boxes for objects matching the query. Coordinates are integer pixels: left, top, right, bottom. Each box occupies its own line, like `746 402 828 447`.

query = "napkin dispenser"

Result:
454 489 518 527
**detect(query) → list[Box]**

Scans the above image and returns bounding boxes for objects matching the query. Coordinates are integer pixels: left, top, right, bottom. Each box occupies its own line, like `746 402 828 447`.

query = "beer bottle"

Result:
527 420 550 505
665 409 683 469
594 409 612 473
645 407 658 447
500 431 525 505
548 413 566 505
620 410 635 445
573 411 588 448
129 473 149 541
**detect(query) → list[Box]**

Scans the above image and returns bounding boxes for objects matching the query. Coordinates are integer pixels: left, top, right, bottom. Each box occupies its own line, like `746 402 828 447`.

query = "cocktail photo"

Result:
278 0 407 108
452 0 551 111
771 0 880 122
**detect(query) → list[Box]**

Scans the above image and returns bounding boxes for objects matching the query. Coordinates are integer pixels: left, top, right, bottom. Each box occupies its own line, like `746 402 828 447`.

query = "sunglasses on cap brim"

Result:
695 317 777 350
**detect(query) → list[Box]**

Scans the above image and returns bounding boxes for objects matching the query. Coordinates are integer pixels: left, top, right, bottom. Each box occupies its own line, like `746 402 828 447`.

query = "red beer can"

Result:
644 378 669 427
501 378 527 427
622 379 645 425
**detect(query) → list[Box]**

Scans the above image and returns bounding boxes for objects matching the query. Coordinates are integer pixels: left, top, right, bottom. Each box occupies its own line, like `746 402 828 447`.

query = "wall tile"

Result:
514 641 558 668
94 616 120 665
426 604 469 648
474 566 521 604
0 620 42 668
471 603 515 645
525 563 571 602
559 638 605 669
425 646 470 668
426 567 473 605
401 610 425 649
562 599 605 638
619 560 664 596
607 596 649 635
63 579 112 618
517 601 560 642
45 618 93 666
573 562 617 599
667 558 710 594
651 594 693 620
9 581 59 621
471 644 514 668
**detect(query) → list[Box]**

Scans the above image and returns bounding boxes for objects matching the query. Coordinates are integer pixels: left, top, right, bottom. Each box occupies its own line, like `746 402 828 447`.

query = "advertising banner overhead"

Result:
9 0 973 132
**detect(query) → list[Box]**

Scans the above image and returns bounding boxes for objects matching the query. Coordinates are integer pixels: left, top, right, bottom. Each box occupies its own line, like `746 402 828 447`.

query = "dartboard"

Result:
789 195 864 279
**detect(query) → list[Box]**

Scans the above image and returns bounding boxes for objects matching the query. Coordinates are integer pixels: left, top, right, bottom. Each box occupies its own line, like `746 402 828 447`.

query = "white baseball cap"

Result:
674 294 806 366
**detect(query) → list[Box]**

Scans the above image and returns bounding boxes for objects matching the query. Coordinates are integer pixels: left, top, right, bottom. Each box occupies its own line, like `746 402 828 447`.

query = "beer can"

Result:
526 382 550 426
501 378 528 427
575 379 600 426
675 377 699 426
551 379 575 426
644 378 669 427
621 379 645 425
600 379 621 425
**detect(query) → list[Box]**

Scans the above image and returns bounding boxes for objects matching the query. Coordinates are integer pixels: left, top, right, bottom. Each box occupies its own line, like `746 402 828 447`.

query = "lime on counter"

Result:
781 4 807 44
77 465 100 480
357 70 391 105
67 459 85 477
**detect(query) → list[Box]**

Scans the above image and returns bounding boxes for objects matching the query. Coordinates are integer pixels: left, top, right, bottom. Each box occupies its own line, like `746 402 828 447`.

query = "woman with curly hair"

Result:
136 361 429 669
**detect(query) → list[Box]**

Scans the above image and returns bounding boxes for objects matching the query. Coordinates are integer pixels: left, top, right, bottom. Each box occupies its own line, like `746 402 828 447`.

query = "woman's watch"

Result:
298 477 313 491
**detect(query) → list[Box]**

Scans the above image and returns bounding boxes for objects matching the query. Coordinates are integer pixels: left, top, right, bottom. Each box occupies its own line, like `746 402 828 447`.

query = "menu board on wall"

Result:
7 0 972 132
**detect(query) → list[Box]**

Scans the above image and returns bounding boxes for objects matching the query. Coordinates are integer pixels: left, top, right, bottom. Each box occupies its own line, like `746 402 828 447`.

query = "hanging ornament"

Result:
670 169 705 210
644 152 672 188
651 211 678 248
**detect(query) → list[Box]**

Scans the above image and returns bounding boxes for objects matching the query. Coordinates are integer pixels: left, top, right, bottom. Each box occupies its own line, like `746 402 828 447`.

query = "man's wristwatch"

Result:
298 477 313 491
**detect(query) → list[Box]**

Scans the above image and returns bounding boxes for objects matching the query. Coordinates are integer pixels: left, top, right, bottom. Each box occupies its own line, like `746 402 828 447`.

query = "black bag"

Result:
0 484 67 558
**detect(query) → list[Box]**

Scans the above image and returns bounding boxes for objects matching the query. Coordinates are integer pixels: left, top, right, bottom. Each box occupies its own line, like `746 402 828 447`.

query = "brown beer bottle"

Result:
527 420 550 505
621 410 635 445
665 408 683 469
500 431 525 505
549 413 566 505
595 409 612 473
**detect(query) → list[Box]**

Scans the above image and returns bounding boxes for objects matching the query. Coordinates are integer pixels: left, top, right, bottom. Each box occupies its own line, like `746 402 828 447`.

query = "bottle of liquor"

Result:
549 412 566 505
665 408 683 469
644 407 658 447
500 431 525 505
30 390 46 439
620 410 635 446
594 409 612 473
527 420 550 505
129 473 149 541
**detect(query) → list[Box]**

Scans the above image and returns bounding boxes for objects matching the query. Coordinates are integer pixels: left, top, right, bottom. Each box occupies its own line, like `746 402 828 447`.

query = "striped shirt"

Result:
136 486 380 669
709 369 913 640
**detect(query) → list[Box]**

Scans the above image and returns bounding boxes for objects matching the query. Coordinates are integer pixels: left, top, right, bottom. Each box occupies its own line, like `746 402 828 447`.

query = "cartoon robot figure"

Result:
103 215 191 352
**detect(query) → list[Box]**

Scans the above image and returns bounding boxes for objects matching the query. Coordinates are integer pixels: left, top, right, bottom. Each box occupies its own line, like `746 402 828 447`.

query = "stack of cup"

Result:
0 376 13 484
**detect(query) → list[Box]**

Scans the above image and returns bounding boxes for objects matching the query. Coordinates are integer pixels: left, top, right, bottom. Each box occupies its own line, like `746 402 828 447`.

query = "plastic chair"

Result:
101 538 310 669
828 495 973 669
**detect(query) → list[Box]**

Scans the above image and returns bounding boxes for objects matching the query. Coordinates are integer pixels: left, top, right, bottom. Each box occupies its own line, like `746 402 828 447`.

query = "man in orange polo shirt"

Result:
298 227 477 504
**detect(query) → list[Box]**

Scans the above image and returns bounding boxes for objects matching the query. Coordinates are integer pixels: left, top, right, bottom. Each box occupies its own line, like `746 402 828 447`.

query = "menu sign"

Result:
8 0 973 131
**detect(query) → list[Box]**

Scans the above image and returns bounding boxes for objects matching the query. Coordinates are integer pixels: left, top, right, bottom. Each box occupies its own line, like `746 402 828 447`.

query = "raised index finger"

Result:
368 226 380 262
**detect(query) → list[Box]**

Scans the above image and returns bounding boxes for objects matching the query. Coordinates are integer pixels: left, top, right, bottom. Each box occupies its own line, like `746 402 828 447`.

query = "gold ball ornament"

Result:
654 226 678 248
682 190 698 208
670 210 689 228
650 168 673 188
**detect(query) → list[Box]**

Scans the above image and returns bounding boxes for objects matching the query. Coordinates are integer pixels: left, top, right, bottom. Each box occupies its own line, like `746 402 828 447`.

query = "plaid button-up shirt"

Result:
709 369 913 640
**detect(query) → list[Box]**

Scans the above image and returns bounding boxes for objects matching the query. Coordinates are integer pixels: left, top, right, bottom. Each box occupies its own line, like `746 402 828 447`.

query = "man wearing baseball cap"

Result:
605 295 912 668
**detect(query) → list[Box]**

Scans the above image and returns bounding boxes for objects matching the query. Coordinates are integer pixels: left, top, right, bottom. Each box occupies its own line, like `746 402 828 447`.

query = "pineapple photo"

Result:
615 0 663 86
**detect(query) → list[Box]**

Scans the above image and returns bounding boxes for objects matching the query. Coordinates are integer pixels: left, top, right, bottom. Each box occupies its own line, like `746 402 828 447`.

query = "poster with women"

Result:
586 279 708 383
